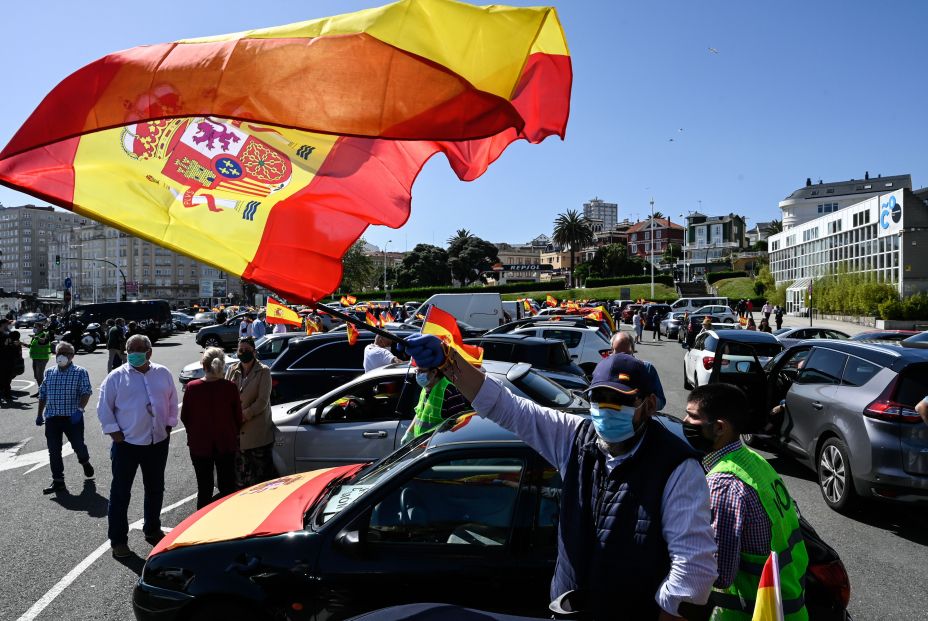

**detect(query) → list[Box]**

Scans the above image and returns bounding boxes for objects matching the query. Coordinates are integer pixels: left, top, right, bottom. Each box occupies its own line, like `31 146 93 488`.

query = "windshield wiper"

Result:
304 471 356 528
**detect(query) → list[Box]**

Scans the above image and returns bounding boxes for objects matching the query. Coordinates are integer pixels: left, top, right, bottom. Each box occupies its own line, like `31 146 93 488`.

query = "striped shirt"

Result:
39 363 92 417
703 441 771 589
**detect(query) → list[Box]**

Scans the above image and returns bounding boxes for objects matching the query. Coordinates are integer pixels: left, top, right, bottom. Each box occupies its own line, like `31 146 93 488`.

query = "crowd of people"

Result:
33 332 276 559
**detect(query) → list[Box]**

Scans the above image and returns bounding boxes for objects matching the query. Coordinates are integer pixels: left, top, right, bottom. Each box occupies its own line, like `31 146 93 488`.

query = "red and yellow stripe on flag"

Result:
365 311 378 327
346 321 360 346
752 552 784 621
266 297 301 326
422 306 483 365
546 295 558 307
151 465 363 555
0 0 570 305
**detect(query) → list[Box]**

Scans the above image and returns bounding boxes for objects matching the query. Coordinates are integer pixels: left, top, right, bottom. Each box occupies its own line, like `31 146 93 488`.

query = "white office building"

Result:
778 173 911 230
768 188 928 313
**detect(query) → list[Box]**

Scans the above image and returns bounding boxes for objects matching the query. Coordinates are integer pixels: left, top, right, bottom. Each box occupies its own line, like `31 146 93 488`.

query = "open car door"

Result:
709 339 773 433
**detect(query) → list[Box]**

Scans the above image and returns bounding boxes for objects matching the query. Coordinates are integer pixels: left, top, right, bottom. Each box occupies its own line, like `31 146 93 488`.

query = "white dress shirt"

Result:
97 363 179 446
363 344 396 372
472 377 718 616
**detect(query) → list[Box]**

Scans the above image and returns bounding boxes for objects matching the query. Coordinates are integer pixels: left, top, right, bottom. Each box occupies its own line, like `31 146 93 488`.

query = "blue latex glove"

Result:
35 415 43 427
399 334 446 368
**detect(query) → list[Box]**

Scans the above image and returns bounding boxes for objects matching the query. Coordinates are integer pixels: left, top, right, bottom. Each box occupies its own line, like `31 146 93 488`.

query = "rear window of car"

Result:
512 370 573 407
894 363 928 407
481 342 517 362
293 341 363 370
720 341 782 358
541 329 582 349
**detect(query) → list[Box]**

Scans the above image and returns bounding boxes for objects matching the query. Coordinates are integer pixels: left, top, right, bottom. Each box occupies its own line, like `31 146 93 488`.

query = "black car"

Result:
187 311 219 332
269 329 417 405
134 415 851 621
60 300 172 342
463 334 588 390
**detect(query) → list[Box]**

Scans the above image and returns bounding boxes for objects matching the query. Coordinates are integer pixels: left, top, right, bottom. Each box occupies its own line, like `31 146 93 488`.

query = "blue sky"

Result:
1 1 926 253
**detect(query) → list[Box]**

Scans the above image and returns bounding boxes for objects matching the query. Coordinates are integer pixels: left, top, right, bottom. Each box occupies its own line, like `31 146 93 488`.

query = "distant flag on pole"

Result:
523 299 537 316
421 306 483 365
752 552 784 621
340 295 357 307
346 321 359 346
265 297 301 327
0 0 571 306
365 311 378 327
546 295 558 307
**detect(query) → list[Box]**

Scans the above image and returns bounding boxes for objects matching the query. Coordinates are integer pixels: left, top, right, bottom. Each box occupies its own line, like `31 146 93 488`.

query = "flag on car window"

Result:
0 0 570 305
421 306 483 365
266 297 301 326
752 552 784 621
346 322 359 346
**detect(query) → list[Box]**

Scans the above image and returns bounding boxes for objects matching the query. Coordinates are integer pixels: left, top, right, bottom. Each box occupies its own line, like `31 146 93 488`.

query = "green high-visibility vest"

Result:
29 331 52 361
404 377 450 441
709 445 809 621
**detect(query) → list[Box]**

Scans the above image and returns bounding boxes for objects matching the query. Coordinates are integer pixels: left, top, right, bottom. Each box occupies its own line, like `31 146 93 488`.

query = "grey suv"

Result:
743 340 928 512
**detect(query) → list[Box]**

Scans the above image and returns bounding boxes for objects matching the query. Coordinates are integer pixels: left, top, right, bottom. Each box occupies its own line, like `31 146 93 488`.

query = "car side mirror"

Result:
301 408 319 425
334 512 368 558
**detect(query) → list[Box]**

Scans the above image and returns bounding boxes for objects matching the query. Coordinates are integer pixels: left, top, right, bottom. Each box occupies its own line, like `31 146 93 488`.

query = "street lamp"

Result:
649 198 655 298
95 257 127 301
383 240 392 296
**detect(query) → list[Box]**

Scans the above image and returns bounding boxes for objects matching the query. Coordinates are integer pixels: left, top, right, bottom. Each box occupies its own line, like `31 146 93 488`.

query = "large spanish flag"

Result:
0 0 570 304
421 306 483 365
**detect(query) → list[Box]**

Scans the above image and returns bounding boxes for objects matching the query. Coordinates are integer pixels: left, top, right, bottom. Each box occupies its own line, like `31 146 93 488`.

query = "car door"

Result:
784 347 847 459
313 449 548 619
293 377 411 471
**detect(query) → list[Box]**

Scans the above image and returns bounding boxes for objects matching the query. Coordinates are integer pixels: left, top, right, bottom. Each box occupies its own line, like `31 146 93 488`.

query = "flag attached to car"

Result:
265 297 301 327
0 0 571 305
346 322 359 346
421 306 483 365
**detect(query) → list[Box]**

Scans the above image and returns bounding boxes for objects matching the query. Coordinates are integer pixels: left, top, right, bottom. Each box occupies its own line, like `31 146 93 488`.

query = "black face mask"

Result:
682 421 716 454
238 351 255 363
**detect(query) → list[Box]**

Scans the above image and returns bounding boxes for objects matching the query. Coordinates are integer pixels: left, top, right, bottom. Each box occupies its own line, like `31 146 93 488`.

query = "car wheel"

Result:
724 318 734 323
817 437 858 512
203 336 222 348
683 363 692 389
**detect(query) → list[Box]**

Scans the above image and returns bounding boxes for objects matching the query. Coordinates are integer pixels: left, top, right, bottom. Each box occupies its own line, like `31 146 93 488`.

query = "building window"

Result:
631 244 637 254
656 230 662 239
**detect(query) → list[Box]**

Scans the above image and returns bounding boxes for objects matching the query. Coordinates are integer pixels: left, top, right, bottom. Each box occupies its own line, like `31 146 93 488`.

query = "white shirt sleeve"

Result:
471 376 582 474
96 372 120 435
655 458 719 615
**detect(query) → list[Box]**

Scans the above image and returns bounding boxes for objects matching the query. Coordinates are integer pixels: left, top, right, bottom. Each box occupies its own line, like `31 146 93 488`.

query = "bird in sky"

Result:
708 47 719 54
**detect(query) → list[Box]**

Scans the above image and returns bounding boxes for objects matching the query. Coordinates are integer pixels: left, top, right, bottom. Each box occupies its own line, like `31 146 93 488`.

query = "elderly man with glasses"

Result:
97 334 178 559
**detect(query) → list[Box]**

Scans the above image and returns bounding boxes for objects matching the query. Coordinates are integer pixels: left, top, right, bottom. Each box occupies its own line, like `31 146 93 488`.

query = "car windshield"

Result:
194 313 215 320
312 431 433 526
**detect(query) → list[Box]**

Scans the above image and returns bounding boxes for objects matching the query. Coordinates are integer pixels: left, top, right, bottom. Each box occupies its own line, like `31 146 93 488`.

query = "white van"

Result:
670 297 730 315
415 293 505 331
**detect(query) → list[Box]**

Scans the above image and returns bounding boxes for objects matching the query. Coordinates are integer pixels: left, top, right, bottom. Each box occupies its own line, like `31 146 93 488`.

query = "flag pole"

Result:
312 302 409 344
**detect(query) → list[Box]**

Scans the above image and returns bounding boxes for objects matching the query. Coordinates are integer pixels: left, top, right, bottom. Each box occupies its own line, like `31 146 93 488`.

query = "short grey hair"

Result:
55 341 75 357
126 334 152 352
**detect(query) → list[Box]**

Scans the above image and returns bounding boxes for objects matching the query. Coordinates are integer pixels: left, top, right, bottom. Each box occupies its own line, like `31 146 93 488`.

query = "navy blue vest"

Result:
551 418 698 620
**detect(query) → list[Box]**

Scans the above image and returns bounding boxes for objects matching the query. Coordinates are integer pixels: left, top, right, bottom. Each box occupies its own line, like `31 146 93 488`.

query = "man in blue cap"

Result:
401 335 717 620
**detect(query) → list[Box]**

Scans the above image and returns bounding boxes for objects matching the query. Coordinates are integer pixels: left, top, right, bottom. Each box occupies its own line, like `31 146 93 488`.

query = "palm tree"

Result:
768 219 783 234
552 209 594 286
652 211 664 220
447 228 474 247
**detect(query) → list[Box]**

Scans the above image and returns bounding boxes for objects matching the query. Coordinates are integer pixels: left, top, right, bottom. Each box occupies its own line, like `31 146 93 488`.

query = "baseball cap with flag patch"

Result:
587 353 654 400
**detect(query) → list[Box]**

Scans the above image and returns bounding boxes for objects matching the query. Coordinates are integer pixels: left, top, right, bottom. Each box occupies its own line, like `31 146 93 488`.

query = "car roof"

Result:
428 412 521 448
471 333 557 345
708 329 779 343
516 323 593 331
288 328 418 348
791 339 928 370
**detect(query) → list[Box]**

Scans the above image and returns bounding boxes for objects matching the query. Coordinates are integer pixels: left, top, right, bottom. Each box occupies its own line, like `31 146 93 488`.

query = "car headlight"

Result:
142 566 195 591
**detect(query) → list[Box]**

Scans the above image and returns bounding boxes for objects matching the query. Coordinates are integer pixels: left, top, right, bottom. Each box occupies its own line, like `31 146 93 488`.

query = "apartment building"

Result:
0 205 89 294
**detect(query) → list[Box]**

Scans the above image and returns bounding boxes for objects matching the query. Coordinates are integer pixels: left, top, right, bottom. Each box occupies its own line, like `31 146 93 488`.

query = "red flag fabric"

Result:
421 306 483 365
346 322 359 346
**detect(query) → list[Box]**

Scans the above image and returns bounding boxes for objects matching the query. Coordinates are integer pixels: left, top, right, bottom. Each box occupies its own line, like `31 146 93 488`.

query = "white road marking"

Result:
12 379 36 390
0 438 74 475
15 493 197 621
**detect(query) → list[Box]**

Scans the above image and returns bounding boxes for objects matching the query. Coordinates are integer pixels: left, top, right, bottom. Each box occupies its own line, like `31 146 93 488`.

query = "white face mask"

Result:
56 354 70 368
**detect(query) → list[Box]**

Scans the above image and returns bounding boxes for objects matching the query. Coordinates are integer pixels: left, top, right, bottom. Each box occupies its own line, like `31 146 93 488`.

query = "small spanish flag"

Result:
421 306 483 365
346 322 359 346
752 552 784 621
546 294 558 307
384 311 395 324
305 317 321 335
365 311 378 327
522 299 537 316
265 297 302 327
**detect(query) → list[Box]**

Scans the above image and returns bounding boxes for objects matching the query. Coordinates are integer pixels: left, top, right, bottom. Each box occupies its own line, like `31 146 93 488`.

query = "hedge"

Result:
706 271 747 285
585 275 674 288
343 280 569 302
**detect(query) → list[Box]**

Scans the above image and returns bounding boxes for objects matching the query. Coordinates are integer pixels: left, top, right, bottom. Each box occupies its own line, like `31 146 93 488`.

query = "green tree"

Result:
447 235 499 286
552 209 594 287
340 239 375 292
663 242 682 261
447 228 474 247
574 261 592 285
652 211 664 220
396 244 452 288
767 219 783 235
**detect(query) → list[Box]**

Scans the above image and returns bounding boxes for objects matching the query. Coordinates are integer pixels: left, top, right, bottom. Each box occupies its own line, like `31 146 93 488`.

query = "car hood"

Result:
150 464 363 557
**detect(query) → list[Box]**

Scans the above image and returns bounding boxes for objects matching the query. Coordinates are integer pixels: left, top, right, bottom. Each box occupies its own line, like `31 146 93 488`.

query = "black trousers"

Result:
191 452 237 509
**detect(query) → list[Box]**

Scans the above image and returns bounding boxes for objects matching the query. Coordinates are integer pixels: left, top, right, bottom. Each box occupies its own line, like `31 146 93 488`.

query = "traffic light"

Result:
55 255 60 266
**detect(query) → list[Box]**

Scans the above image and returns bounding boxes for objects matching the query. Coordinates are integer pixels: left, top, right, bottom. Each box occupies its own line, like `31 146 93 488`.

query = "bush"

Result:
880 293 928 320
585 275 674 288
707 271 747 285
753 281 766 297
345 280 569 303
812 267 898 317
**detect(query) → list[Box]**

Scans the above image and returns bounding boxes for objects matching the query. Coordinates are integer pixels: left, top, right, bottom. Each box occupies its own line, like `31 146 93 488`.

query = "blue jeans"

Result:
44 416 91 482
108 438 169 545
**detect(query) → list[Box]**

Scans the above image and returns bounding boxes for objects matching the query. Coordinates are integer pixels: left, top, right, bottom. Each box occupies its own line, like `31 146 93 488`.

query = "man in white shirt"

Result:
363 334 400 372
97 334 178 559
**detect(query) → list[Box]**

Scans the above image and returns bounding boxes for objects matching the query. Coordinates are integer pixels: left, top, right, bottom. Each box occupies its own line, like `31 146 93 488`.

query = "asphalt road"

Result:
1 321 926 620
